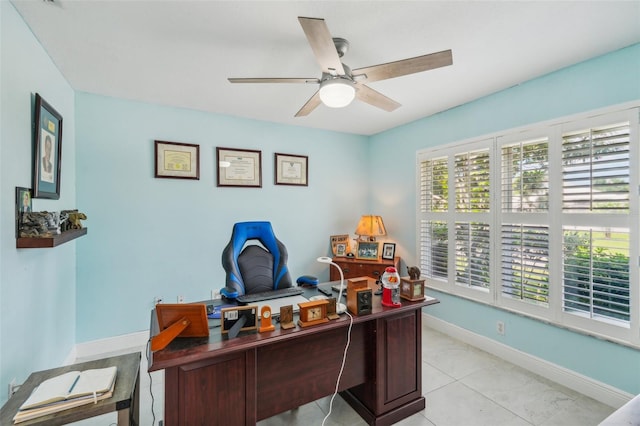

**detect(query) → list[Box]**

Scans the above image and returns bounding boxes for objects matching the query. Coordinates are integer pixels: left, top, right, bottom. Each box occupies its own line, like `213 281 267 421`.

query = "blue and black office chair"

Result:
220 221 294 299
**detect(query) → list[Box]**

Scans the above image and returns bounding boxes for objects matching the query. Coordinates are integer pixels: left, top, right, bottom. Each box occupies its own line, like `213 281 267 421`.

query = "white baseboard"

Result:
423 313 633 409
69 330 150 361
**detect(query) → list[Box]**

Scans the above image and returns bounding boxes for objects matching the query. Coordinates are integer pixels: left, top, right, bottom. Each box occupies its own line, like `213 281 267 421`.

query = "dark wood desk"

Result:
149 283 438 426
0 352 140 426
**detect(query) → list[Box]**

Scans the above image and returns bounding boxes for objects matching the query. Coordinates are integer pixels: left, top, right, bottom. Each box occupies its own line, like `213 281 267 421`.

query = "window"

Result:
417 107 639 345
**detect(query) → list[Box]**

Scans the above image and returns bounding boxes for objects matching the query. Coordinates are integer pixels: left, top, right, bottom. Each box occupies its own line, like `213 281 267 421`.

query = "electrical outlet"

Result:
496 321 505 336
211 290 221 300
177 295 185 303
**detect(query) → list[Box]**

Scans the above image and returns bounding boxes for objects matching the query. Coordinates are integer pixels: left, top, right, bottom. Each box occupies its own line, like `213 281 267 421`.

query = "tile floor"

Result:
73 323 616 426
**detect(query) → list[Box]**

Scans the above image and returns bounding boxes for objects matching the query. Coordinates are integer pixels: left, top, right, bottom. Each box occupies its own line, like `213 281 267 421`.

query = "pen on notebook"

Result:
68 375 80 393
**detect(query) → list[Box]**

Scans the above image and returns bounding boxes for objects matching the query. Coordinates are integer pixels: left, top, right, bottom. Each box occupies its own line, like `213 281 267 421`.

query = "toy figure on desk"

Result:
407 266 421 280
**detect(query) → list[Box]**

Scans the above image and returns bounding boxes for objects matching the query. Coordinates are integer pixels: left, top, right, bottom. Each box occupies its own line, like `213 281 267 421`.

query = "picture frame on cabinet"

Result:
382 242 396 260
330 234 350 256
32 93 62 199
356 241 379 260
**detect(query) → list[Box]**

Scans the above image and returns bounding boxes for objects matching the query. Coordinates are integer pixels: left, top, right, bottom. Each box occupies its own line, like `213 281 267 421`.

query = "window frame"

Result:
416 105 639 347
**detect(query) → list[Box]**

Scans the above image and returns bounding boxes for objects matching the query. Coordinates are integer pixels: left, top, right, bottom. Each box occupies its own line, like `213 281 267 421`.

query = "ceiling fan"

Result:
228 17 453 117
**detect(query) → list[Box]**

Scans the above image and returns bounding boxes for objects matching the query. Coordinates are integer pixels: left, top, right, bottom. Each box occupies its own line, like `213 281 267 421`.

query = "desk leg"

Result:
118 363 140 425
117 408 130 426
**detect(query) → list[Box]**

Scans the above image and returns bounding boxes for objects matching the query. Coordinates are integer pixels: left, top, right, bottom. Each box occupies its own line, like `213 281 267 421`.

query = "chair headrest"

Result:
230 221 279 258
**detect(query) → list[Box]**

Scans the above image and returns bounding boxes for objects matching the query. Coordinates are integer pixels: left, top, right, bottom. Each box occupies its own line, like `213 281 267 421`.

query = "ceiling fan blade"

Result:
228 78 319 84
298 17 345 75
295 91 322 117
355 84 401 112
353 49 452 83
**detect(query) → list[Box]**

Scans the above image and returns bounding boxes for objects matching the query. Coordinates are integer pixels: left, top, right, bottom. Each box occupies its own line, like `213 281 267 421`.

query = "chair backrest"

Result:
221 221 293 295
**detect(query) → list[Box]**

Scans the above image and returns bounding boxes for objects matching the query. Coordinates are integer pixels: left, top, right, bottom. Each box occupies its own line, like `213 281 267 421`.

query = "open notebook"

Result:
14 366 117 423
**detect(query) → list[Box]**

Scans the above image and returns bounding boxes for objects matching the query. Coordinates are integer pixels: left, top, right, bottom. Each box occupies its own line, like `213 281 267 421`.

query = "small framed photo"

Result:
356 241 379 260
32 93 62 199
216 147 262 187
15 187 32 238
154 140 200 180
382 242 396 260
275 153 308 186
330 234 350 256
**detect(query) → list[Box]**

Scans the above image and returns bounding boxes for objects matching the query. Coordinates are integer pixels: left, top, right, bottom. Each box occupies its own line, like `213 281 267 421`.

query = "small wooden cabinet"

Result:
330 256 401 281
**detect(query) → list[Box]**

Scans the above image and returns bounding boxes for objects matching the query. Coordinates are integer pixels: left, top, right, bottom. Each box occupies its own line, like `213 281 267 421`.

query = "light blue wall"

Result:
0 1 77 406
368 43 640 395
74 93 368 342
2 0 639 407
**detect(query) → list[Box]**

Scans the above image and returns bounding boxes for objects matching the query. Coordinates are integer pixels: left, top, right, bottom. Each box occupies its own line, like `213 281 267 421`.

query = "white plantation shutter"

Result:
455 150 490 212
563 227 630 323
455 222 490 289
562 122 630 213
420 158 448 213
419 156 450 279
502 140 549 212
500 138 550 308
501 224 549 305
420 220 448 279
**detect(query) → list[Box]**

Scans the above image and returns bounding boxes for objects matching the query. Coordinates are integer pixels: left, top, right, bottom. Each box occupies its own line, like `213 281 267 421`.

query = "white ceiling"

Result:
12 1 640 136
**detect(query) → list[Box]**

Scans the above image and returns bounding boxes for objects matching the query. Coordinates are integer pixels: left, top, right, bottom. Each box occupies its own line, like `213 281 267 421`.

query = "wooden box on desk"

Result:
347 277 374 315
400 277 425 301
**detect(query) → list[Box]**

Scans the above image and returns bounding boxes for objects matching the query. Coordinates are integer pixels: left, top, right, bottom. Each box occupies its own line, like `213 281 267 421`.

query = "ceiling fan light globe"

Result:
319 79 355 108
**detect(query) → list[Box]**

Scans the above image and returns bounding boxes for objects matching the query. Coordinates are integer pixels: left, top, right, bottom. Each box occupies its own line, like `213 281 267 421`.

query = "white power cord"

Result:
321 310 354 426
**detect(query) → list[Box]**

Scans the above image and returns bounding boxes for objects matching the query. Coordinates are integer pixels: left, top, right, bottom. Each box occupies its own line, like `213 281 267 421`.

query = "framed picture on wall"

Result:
154 140 200 180
274 153 308 186
216 147 262 187
32 93 63 199
382 242 396 260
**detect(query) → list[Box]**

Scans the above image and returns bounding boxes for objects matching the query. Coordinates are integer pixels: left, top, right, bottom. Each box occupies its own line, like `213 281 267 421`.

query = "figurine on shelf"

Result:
20 211 60 237
407 266 421 280
61 209 87 231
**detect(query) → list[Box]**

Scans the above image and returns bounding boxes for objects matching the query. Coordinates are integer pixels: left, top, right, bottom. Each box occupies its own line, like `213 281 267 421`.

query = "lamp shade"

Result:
355 215 387 240
319 78 355 108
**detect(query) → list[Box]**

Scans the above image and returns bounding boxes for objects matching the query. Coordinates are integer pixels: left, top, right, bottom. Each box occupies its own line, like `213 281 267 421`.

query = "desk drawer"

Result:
256 323 367 420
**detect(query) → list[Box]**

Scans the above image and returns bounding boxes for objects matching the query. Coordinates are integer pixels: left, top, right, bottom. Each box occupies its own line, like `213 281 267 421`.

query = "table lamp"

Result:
355 215 387 241
317 256 346 314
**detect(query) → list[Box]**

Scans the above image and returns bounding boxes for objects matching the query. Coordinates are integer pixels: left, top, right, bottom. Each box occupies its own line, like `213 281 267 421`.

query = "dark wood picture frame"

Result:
216 147 262 188
32 93 62 199
382 242 396 260
155 304 210 338
15 187 32 238
154 140 200 180
274 153 308 186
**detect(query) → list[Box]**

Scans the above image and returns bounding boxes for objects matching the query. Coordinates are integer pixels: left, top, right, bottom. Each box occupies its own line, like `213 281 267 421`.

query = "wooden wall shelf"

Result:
17 228 87 248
